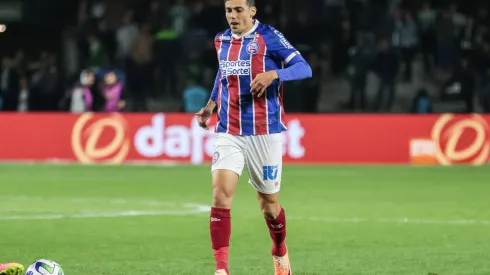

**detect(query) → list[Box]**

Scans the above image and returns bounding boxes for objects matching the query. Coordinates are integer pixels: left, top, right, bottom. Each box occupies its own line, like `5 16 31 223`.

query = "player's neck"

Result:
232 20 255 37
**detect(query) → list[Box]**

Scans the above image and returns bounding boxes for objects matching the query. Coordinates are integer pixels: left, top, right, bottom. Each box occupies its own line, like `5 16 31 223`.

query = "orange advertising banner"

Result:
0 113 488 165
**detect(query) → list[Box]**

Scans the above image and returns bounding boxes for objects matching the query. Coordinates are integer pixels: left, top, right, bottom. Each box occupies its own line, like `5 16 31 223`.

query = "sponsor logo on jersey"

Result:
219 60 251 77
273 30 294 49
263 165 279 181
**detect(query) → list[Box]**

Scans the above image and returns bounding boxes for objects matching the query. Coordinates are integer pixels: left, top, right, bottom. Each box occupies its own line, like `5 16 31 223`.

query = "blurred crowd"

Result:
1 0 490 114
334 0 490 113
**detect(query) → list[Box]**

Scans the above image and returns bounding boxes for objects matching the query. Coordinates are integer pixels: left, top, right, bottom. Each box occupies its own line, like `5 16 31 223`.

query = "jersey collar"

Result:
231 19 260 39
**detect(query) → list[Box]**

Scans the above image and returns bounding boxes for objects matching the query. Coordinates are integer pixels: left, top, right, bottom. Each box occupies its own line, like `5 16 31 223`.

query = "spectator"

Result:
61 70 95 113
154 19 180 98
182 79 208 113
17 76 29 112
97 20 117 62
0 56 20 111
435 7 457 71
442 57 475 112
101 71 125 112
90 0 106 22
131 22 154 111
169 0 191 35
417 2 437 74
87 34 106 70
148 0 165 33
372 38 400 112
116 10 139 70
398 12 419 82
29 53 61 111
96 55 126 85
475 43 490 112
331 20 354 76
303 52 323 113
411 88 433 114
346 42 372 111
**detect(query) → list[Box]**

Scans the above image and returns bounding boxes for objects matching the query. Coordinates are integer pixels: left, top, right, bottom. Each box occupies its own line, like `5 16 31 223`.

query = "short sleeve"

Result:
265 27 301 65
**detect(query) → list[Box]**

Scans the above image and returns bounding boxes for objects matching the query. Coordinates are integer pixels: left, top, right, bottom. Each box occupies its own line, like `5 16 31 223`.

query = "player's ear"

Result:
250 6 257 18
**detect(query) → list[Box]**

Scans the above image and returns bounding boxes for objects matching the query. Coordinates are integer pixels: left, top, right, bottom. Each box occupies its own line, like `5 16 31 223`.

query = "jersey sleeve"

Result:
264 26 301 65
209 31 225 103
213 31 225 54
209 69 220 102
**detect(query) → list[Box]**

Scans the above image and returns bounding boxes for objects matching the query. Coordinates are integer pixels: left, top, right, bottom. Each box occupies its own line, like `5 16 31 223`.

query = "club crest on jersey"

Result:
246 41 260 55
212 152 220 164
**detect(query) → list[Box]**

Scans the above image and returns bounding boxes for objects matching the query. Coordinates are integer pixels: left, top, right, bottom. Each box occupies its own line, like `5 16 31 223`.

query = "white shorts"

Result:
211 133 283 194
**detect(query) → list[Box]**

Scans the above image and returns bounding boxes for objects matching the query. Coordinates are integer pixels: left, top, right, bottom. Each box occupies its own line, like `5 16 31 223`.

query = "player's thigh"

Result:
245 133 283 195
211 133 246 206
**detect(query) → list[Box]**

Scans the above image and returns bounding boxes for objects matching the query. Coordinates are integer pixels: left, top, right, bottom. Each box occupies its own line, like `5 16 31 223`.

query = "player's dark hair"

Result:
225 0 255 7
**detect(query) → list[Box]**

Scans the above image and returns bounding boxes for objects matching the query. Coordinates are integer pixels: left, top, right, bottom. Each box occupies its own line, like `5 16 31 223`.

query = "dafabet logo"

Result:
71 113 130 164
432 114 490 165
71 113 306 164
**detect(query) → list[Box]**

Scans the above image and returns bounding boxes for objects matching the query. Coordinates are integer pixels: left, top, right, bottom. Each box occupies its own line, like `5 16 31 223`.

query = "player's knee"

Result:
212 188 234 208
258 192 281 219
211 169 239 208
261 204 281 220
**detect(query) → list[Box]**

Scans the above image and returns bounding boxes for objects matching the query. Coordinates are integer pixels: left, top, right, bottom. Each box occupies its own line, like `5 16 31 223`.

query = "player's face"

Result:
225 0 256 35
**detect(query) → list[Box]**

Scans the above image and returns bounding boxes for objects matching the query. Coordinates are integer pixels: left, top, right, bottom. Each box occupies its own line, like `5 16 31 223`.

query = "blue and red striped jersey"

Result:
210 20 303 136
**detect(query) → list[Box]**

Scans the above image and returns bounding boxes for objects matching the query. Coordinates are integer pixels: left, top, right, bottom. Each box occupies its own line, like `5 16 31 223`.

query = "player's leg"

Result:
245 134 291 274
257 192 287 257
257 192 291 275
210 133 246 275
0 263 24 275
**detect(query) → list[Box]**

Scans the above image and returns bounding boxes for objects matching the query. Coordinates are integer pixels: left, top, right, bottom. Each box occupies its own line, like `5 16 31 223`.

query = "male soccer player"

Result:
0 263 24 275
195 0 312 274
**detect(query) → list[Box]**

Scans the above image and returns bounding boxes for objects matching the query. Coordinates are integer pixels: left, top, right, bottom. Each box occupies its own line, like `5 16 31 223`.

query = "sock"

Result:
265 207 287 257
210 207 231 273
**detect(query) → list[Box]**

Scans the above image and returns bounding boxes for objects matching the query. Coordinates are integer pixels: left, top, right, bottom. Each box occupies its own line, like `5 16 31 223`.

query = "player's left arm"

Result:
251 28 312 97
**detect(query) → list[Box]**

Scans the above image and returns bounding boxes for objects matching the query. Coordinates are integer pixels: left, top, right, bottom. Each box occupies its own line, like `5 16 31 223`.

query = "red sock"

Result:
265 207 287 257
210 207 231 273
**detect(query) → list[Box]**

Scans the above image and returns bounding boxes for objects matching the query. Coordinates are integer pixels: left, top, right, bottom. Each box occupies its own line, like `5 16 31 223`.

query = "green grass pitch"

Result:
1 164 489 275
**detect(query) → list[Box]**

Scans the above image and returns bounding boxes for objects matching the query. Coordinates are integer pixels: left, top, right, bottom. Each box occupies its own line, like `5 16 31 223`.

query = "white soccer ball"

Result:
25 259 64 275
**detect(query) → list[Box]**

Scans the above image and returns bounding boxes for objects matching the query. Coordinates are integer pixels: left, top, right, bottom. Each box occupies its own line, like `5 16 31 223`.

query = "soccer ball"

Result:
25 259 64 275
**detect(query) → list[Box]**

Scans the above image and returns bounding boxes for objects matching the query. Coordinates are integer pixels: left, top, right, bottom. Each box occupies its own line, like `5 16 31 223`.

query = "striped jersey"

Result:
210 20 301 136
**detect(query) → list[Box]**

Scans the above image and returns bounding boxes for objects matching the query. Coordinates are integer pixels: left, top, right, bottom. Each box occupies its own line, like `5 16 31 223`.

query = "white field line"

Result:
0 205 211 221
0 196 211 220
2 197 489 225
2 211 489 226
0 208 211 221
0 196 180 206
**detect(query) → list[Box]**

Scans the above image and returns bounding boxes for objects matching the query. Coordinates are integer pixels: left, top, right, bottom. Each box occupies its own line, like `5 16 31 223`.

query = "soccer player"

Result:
0 263 24 275
195 0 312 274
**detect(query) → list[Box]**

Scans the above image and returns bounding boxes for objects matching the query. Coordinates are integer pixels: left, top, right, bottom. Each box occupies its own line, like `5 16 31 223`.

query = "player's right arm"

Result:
196 32 225 130
196 69 220 130
208 70 220 110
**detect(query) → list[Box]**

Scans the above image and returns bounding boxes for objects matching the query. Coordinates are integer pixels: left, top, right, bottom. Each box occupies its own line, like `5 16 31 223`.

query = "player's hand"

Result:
195 107 213 130
251 71 278 98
